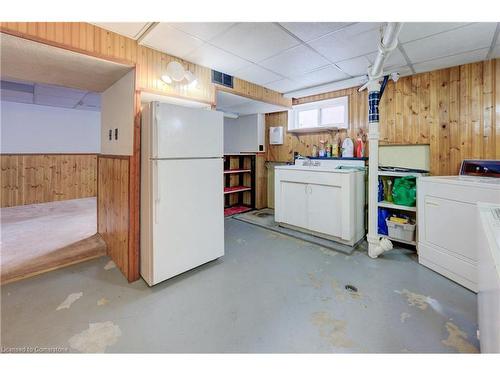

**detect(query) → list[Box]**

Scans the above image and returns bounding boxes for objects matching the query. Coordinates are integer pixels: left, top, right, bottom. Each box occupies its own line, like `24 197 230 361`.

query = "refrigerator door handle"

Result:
153 160 160 224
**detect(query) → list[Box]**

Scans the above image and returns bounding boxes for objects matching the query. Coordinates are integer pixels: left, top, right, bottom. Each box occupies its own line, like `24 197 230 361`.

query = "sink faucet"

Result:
296 155 320 167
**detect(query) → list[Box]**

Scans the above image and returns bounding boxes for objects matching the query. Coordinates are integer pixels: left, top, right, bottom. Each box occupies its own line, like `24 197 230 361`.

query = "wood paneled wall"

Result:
97 156 130 278
0 22 291 108
266 59 500 176
1 154 97 207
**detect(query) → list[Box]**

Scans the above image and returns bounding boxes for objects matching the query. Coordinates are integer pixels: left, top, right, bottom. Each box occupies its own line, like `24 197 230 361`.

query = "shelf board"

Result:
378 171 427 177
224 169 251 174
224 186 252 194
378 201 417 212
379 234 417 246
224 205 252 216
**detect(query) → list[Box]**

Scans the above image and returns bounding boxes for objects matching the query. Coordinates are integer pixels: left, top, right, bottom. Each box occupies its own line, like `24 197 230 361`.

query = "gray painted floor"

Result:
0 219 479 353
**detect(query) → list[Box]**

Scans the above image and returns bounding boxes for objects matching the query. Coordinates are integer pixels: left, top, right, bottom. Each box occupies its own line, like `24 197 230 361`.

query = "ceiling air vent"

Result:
212 70 233 88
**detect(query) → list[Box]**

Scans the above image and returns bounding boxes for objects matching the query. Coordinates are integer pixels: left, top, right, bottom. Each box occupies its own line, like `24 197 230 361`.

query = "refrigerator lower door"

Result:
150 158 224 285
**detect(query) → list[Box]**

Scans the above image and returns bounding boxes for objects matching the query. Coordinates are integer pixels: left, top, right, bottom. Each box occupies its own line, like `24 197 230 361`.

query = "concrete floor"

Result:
0 218 479 353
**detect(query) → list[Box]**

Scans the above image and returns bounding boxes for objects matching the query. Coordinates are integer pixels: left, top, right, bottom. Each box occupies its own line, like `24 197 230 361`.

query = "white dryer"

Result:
417 160 500 292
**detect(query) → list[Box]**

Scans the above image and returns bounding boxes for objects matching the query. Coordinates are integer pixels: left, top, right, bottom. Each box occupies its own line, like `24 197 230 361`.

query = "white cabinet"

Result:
280 182 308 229
308 184 342 238
275 166 365 246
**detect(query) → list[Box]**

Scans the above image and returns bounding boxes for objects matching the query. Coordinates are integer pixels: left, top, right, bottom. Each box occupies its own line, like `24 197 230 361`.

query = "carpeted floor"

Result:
0 197 105 284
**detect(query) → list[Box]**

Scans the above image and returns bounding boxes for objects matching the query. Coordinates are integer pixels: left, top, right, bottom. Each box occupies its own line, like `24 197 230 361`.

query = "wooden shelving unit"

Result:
223 154 256 217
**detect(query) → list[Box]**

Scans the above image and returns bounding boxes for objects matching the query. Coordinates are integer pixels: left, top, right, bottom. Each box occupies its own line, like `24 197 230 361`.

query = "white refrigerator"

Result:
140 102 224 286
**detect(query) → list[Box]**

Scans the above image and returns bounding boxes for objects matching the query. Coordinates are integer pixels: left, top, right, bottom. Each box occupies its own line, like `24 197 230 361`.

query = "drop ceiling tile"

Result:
233 64 282 85
210 23 300 63
335 56 371 76
217 91 252 108
398 22 471 43
260 45 330 77
366 48 408 70
403 23 496 64
93 23 150 40
295 65 350 87
34 84 87 100
309 23 382 62
264 78 303 93
184 44 251 75
413 48 489 74
140 23 204 58
35 94 80 108
81 92 101 107
492 43 500 58
0 89 33 104
279 22 352 42
167 23 235 42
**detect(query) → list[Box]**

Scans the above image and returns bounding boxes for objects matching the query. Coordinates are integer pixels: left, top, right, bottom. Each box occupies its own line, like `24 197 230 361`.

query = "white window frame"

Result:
288 96 349 133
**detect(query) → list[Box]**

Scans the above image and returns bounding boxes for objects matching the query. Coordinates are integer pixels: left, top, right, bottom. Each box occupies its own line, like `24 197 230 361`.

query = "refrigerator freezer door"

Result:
150 158 224 284
152 102 223 159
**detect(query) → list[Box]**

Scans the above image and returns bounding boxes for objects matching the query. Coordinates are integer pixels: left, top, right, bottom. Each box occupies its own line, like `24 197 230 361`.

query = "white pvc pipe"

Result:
366 22 403 259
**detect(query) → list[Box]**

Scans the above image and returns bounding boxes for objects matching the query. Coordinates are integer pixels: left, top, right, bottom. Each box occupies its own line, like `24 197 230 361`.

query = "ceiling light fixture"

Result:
161 61 197 88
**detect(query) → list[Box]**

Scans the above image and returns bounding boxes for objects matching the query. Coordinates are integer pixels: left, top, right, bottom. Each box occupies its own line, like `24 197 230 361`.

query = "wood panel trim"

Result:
0 26 136 68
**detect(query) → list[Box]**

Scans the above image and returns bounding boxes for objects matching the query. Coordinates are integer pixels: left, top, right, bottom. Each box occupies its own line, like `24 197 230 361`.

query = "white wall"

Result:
223 114 265 154
101 70 135 155
0 101 100 153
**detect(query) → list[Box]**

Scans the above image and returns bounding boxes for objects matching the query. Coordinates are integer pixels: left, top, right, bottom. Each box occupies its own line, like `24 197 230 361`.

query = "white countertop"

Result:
275 164 363 173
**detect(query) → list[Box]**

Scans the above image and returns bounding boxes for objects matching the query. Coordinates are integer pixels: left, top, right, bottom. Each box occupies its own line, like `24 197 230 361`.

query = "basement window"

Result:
288 96 349 133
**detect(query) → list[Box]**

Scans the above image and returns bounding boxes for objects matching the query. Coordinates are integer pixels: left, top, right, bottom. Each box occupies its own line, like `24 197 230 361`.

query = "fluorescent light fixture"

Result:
284 76 367 99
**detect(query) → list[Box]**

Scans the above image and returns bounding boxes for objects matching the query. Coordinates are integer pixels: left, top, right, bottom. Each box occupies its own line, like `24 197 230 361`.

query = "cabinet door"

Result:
308 184 342 237
280 181 308 228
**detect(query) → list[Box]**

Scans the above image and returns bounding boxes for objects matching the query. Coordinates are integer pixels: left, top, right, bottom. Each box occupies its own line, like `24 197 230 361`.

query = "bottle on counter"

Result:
318 140 326 157
312 145 318 158
326 143 332 158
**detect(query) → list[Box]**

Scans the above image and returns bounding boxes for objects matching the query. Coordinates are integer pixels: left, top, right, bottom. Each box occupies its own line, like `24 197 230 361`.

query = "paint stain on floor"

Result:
331 280 346 301
311 311 354 348
235 238 247 245
441 321 479 353
56 292 83 311
68 321 121 353
308 273 323 289
104 261 116 270
395 289 430 310
400 312 411 323
97 297 109 306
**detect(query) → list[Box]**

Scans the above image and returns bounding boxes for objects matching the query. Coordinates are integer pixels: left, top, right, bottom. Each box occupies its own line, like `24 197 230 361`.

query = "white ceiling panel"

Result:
233 64 282 85
168 23 235 42
398 22 471 43
210 23 300 63
413 48 489 74
93 23 150 40
0 89 33 104
335 56 371 76
260 45 330 77
295 66 350 87
184 44 251 75
217 91 252 108
279 22 352 42
264 78 303 93
35 94 80 108
140 23 204 58
403 22 496 64
309 23 381 62
366 48 407 70
35 84 86 100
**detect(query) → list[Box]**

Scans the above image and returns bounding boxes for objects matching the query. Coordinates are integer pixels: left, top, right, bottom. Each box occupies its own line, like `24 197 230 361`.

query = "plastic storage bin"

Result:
386 218 416 242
